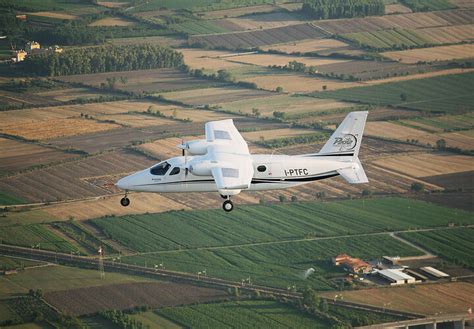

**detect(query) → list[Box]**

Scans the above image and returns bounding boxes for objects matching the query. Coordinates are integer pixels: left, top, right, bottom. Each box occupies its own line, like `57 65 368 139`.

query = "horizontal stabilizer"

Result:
337 159 368 184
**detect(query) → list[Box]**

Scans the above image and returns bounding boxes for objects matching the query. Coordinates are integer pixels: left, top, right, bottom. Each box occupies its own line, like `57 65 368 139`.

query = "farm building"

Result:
382 256 400 265
332 254 372 274
378 269 416 285
421 266 450 278
26 41 40 52
13 50 27 62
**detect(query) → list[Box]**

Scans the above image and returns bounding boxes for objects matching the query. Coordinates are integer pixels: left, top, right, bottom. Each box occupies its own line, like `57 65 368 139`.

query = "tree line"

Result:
22 44 184 76
302 0 385 19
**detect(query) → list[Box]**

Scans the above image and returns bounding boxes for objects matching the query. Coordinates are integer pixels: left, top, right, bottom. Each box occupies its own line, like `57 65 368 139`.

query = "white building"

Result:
421 266 450 278
378 269 416 285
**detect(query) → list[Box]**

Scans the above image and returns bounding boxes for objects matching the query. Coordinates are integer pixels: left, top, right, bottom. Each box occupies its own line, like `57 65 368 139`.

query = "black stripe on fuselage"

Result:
304 153 354 157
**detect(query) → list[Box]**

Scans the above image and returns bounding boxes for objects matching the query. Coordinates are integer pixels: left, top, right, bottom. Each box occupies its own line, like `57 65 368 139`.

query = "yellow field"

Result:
95 114 176 127
138 136 200 160
224 12 301 30
242 128 316 142
89 17 135 26
418 24 474 44
0 118 120 140
27 11 77 20
34 88 110 102
179 48 245 71
152 108 235 122
242 73 362 93
383 44 474 64
365 121 427 140
97 1 129 8
384 3 412 14
322 282 474 316
373 153 474 177
227 53 349 68
42 193 188 221
261 39 351 54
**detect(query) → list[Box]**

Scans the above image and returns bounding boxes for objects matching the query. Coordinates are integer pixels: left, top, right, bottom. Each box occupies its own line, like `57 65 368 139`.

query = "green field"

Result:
130 311 182 329
400 0 456 11
343 29 432 50
0 192 25 206
3 0 103 15
0 256 42 271
92 197 474 253
311 72 474 113
170 20 230 35
129 0 279 11
157 300 330 328
0 225 77 253
397 113 474 133
399 228 474 268
124 234 422 289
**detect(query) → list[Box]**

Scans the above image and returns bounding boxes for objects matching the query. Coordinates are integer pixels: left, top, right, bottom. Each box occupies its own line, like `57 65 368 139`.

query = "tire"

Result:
222 200 233 212
120 197 130 207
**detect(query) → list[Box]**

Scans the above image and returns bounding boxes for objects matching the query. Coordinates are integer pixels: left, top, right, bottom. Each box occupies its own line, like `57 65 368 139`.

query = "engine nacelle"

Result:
183 139 210 155
189 161 213 176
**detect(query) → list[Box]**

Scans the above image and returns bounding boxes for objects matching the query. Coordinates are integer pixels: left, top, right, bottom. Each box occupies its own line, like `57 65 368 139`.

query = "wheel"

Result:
120 197 130 207
222 200 234 212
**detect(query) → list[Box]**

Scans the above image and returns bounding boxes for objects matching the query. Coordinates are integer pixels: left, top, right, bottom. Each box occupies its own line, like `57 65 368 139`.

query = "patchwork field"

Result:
219 11 302 31
196 4 281 19
0 150 155 203
312 72 474 113
45 282 226 315
416 24 474 44
383 44 474 63
385 3 412 14
343 29 431 50
33 87 118 102
227 53 349 67
372 153 474 178
157 86 273 106
27 11 78 20
324 282 474 316
57 69 214 94
0 138 79 174
150 108 235 122
179 48 246 71
189 23 328 49
242 128 317 141
95 113 176 127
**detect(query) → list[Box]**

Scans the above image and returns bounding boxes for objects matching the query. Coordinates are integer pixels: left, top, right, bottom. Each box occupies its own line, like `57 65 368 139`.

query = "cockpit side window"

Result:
169 167 180 176
150 162 170 176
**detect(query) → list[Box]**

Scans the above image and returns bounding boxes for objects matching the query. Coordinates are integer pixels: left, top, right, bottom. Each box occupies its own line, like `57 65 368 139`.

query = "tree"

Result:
291 195 298 202
106 77 116 89
119 76 128 85
322 85 327 91
252 108 261 117
273 111 286 120
319 298 329 312
361 189 372 197
400 93 407 101
302 287 319 309
276 86 284 93
217 69 233 82
436 139 446 150
410 182 424 193
279 195 287 203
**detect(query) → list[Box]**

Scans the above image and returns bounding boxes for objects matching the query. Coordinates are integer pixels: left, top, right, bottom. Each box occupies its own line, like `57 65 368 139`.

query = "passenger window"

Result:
169 167 180 176
150 162 170 176
257 165 267 172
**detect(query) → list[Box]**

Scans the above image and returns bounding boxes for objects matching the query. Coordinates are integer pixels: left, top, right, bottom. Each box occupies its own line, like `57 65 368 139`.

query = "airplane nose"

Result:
116 176 131 190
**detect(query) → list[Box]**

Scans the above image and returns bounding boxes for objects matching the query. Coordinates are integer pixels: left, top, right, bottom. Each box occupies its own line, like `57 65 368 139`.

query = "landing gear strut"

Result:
120 193 130 207
222 198 234 212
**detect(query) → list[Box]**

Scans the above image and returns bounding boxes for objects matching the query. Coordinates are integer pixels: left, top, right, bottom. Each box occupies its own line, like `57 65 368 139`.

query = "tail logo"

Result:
333 134 357 150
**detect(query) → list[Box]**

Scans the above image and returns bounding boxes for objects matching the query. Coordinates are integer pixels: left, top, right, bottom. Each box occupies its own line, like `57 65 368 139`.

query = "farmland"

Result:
0 224 77 253
0 137 79 174
189 23 328 49
219 11 302 31
383 44 474 63
157 300 329 328
399 228 474 268
261 38 363 56
227 53 350 67
45 282 227 315
92 197 473 253
342 29 432 50
311 72 474 112
89 17 135 27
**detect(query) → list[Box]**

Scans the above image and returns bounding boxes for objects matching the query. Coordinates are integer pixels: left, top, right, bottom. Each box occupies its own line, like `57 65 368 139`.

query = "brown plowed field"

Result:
189 23 328 49
197 4 279 19
227 53 349 67
33 87 116 102
220 12 302 31
322 282 474 316
45 282 227 315
89 17 134 26
384 4 412 14
0 138 79 173
417 24 474 44
179 48 246 71
261 38 361 56
0 150 155 203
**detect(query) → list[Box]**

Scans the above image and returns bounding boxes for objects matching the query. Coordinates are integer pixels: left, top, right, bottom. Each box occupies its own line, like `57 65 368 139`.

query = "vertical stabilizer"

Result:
319 111 368 157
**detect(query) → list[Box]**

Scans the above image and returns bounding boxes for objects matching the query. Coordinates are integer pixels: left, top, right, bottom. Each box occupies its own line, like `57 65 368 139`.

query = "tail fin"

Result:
337 157 368 184
319 111 368 158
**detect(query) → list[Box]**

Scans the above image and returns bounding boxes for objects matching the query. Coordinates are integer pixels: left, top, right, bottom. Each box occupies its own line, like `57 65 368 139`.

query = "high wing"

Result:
205 119 253 193
205 119 250 155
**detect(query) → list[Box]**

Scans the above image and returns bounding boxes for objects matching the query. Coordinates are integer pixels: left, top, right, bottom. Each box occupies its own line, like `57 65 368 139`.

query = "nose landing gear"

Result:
120 193 130 207
222 197 234 212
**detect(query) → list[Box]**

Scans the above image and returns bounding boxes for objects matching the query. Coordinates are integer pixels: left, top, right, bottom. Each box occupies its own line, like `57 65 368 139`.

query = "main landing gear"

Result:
222 197 234 212
120 193 130 207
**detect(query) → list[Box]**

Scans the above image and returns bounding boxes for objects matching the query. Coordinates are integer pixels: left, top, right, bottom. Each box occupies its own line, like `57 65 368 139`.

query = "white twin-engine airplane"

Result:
116 111 369 212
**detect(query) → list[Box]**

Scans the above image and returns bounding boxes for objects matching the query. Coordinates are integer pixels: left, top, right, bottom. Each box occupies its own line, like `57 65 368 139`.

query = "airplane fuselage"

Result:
117 154 348 194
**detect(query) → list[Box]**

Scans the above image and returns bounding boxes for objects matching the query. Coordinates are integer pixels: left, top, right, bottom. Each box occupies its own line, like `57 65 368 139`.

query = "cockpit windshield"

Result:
150 162 170 176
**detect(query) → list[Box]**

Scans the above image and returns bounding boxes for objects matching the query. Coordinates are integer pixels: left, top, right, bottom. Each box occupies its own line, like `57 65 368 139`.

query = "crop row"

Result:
311 72 474 113
399 228 474 268
91 197 474 253
343 29 432 50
